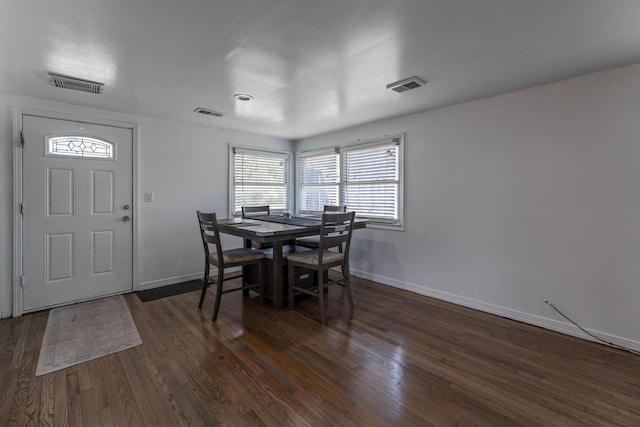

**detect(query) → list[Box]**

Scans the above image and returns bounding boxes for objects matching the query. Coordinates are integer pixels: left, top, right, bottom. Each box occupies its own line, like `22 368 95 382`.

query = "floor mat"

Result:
36 295 142 376
136 279 202 302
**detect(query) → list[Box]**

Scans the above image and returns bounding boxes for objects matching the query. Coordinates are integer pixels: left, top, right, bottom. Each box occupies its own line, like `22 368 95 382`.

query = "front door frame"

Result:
12 107 139 317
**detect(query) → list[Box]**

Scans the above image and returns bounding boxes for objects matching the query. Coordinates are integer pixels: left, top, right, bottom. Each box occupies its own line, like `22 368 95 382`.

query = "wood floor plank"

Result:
6 313 45 427
1 276 639 426
37 369 55 425
75 360 93 392
116 350 168 426
10 315 32 370
105 351 148 426
131 346 189 424
0 319 21 367
77 388 102 427
149 305 249 426
52 369 70 427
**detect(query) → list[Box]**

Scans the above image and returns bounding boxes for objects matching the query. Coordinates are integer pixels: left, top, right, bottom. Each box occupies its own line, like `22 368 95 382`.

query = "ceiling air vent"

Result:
48 72 104 94
194 107 225 118
386 76 427 93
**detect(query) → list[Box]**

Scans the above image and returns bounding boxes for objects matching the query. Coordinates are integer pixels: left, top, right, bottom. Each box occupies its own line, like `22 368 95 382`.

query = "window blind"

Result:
297 148 339 212
232 148 289 215
341 140 400 223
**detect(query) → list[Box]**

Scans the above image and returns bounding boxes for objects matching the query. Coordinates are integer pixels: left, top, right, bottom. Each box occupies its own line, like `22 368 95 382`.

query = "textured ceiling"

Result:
1 0 640 139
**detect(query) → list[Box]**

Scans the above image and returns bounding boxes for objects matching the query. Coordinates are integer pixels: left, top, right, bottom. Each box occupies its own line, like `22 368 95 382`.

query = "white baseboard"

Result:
351 269 640 353
136 267 242 291
137 272 203 291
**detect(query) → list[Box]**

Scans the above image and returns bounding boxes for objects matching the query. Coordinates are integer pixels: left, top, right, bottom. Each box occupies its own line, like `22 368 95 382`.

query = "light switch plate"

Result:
145 192 154 202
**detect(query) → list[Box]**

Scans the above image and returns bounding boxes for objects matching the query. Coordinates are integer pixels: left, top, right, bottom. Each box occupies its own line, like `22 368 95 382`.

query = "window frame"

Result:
228 145 293 217
295 147 340 214
295 134 404 230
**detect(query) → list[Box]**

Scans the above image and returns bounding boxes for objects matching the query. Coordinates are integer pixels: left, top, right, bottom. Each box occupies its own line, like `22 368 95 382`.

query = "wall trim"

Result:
351 269 640 353
11 108 22 317
137 267 240 291
137 272 204 291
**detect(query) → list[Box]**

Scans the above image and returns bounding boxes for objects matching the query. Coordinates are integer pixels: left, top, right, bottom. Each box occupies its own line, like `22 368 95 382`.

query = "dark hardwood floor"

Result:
1 276 639 426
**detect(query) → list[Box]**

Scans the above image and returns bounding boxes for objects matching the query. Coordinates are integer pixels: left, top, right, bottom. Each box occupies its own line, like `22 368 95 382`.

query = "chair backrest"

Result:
324 206 347 240
324 205 347 213
197 211 224 266
241 205 270 217
319 211 355 261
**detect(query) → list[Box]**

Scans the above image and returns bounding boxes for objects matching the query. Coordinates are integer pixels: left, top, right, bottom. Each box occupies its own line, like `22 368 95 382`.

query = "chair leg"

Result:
318 267 326 326
259 259 265 306
212 268 224 322
342 263 354 314
198 264 209 309
288 264 295 310
242 265 250 297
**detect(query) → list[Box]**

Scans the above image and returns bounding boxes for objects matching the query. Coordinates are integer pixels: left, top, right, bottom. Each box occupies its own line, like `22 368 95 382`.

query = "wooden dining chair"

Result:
287 211 355 325
296 205 347 252
197 211 266 321
241 205 270 217
241 205 273 248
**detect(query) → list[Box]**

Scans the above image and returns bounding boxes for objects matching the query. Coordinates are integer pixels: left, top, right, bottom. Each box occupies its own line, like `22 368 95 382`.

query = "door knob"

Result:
123 215 131 221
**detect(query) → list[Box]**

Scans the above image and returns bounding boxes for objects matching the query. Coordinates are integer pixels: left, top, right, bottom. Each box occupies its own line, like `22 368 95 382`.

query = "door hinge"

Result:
20 130 24 146
20 276 25 287
20 202 24 215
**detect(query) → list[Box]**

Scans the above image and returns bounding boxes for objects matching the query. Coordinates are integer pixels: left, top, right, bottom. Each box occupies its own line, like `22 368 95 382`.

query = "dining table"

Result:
216 214 367 309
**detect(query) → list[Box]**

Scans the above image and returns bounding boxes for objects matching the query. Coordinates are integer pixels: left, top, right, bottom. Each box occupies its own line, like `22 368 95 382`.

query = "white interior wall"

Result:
0 94 292 317
2 63 639 351
135 117 291 290
297 63 640 350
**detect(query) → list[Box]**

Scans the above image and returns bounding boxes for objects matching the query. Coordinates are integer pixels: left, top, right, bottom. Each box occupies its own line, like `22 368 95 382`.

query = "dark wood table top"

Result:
217 215 367 243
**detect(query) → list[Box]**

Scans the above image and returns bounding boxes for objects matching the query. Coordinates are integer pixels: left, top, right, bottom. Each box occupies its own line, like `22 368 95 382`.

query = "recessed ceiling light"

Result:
233 93 254 102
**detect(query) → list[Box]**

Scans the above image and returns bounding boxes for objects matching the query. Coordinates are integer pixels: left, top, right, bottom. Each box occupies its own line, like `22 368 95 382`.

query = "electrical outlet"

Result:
145 192 155 202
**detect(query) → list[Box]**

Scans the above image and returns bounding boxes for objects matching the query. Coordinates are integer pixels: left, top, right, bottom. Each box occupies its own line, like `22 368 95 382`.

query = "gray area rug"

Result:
36 295 142 376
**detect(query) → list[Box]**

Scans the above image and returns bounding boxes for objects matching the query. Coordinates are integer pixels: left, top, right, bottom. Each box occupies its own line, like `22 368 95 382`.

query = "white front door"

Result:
22 114 133 312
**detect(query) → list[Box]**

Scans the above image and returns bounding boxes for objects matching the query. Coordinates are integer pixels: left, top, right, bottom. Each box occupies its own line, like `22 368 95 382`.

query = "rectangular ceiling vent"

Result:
386 76 427 93
194 107 225 118
48 72 104 94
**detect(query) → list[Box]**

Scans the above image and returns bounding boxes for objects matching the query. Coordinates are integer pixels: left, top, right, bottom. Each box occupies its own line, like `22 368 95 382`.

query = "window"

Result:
297 148 340 213
230 146 291 216
296 135 403 228
47 136 114 159
342 138 401 225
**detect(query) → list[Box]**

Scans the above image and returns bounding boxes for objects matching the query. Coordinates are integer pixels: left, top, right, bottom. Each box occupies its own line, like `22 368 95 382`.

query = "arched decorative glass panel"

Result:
47 136 114 159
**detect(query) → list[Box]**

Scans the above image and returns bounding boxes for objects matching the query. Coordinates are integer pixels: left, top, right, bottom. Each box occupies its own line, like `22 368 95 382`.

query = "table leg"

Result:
272 240 284 309
242 238 252 296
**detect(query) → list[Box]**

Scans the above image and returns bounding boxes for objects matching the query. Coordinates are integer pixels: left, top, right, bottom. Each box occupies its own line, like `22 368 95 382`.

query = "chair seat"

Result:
210 248 265 266
287 249 343 267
